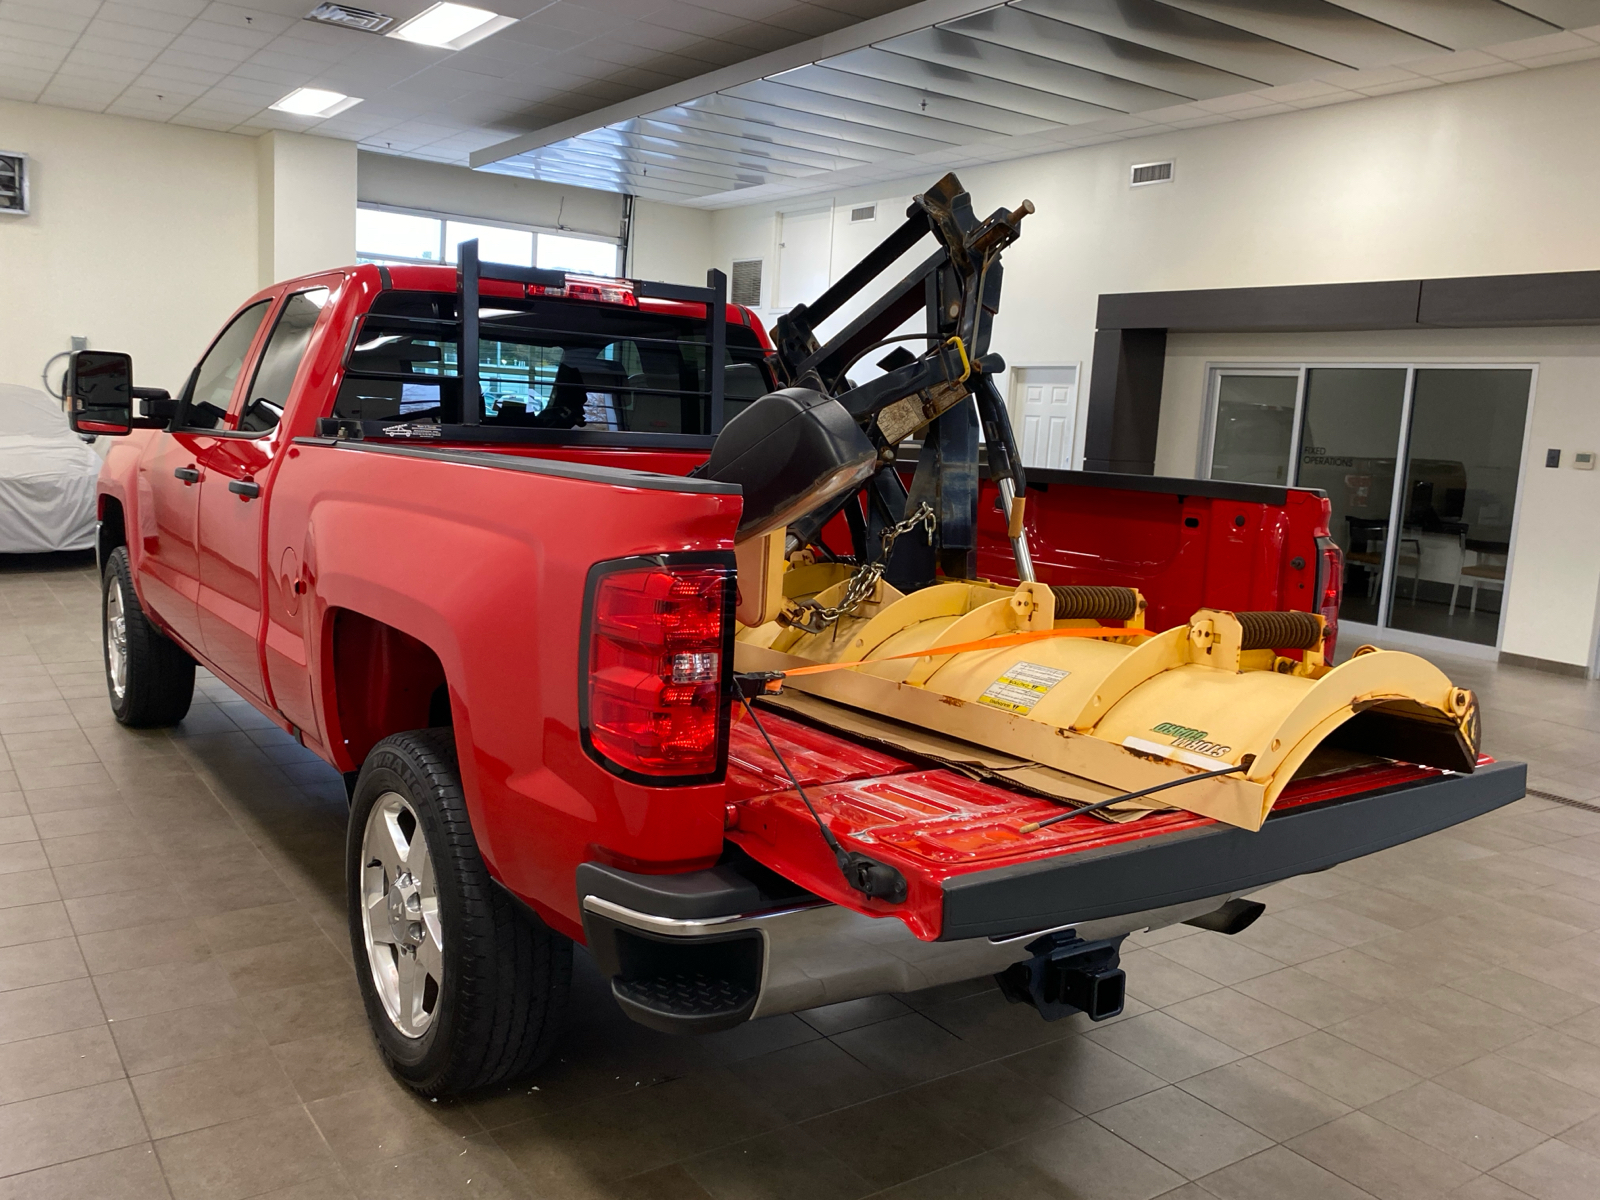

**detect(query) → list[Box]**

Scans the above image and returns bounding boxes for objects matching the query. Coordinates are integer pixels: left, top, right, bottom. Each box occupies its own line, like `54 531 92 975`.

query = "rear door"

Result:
196 285 332 702
134 299 272 650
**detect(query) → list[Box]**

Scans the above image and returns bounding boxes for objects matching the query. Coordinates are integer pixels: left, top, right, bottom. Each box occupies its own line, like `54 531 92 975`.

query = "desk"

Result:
1343 517 1474 603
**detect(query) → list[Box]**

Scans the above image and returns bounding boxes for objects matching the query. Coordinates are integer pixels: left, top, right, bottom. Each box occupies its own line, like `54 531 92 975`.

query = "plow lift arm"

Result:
706 173 1037 593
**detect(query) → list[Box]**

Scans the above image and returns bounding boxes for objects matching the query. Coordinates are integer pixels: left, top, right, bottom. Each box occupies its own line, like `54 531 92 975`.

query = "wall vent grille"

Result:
850 204 877 223
0 153 26 215
730 259 763 307
304 3 394 33
1130 161 1174 187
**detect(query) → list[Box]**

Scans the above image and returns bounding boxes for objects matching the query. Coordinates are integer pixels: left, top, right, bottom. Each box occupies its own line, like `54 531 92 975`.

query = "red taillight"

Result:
1315 536 1343 659
584 561 730 780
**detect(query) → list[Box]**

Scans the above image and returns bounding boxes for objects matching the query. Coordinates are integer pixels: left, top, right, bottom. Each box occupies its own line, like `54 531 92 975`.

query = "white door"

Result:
1012 366 1079 470
775 207 832 310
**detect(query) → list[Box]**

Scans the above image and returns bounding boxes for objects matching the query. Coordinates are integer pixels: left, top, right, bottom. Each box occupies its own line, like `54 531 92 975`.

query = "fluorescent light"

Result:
269 87 362 118
387 3 515 50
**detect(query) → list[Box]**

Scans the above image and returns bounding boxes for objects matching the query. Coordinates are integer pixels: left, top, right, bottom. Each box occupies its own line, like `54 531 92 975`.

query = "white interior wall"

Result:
629 199 714 286
715 192 926 357
0 99 259 397
259 131 357 288
709 56 1600 464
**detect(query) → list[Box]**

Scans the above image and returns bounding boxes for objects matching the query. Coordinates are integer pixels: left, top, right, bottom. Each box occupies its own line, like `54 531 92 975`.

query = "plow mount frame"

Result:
770 173 1037 584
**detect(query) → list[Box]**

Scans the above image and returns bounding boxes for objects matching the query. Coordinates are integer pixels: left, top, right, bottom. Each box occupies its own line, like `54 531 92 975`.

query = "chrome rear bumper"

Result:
581 889 1237 1023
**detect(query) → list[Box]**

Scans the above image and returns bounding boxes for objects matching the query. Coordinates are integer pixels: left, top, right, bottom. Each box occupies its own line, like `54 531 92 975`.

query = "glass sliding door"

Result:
1203 361 1531 649
1384 369 1530 646
1294 369 1410 626
1208 371 1300 485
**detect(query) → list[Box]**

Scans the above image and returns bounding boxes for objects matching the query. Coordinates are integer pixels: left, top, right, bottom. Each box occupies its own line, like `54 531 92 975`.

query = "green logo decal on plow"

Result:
1151 722 1232 759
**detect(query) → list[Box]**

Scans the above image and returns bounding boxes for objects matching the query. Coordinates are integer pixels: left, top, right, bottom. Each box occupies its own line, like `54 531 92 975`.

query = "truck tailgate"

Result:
724 705 1526 941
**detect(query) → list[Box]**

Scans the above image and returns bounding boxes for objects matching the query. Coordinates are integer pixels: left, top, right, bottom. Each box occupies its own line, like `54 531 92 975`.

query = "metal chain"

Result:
799 502 936 627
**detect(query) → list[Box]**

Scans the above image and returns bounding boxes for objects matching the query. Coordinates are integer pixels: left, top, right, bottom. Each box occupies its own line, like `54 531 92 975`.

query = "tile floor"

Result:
4 551 1600 1199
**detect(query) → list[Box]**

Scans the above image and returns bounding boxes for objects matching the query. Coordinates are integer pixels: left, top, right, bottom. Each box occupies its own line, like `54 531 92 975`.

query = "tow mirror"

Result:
65 350 133 436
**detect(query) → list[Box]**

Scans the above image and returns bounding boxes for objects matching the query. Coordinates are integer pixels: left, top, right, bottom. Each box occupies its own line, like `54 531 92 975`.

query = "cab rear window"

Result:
333 291 772 435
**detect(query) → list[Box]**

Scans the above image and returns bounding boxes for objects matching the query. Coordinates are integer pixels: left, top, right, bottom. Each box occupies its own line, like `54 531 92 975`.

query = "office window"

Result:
356 209 441 262
538 232 617 276
444 220 532 267
356 205 618 275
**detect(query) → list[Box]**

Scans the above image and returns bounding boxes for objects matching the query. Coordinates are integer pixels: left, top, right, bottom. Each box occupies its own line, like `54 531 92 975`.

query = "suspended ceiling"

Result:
471 0 1600 206
0 0 925 162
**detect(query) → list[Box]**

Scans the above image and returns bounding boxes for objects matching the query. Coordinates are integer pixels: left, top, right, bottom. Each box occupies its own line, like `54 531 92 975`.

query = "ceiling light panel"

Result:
269 86 362 116
388 4 515 51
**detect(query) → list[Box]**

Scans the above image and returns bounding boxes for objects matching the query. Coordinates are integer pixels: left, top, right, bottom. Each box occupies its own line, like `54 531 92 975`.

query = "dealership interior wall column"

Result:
256 131 356 289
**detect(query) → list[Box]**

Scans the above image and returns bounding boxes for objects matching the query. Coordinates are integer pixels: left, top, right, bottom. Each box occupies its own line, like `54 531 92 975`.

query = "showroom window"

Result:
356 205 620 276
1201 364 1533 650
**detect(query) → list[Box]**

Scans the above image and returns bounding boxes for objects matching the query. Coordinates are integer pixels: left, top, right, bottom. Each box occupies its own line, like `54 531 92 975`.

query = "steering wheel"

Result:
41 350 71 401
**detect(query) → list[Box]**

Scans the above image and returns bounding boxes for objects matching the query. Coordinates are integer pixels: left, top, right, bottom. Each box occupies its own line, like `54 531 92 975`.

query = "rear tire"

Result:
102 546 195 727
347 728 571 1096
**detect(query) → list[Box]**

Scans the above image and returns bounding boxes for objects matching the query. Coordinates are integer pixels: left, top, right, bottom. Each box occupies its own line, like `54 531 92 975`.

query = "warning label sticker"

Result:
977 661 1071 715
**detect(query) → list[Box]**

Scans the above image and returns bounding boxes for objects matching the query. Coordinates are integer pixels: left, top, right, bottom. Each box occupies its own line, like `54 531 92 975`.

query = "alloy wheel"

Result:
105 578 128 701
359 791 444 1038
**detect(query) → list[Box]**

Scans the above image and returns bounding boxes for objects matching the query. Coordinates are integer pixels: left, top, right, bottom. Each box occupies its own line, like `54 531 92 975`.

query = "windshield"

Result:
334 291 772 435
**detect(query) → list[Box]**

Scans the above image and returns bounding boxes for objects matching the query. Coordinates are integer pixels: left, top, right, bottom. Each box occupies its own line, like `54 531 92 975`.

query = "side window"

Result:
237 289 329 434
179 301 272 431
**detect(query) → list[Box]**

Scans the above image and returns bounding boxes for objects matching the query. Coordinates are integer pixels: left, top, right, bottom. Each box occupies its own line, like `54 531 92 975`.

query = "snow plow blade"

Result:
736 578 1480 833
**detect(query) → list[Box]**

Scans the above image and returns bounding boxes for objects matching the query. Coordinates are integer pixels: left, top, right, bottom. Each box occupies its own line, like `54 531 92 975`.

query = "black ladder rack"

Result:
456 238 728 431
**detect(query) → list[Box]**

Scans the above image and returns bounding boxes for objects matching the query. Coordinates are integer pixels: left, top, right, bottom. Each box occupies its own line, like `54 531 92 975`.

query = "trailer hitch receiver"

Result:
996 932 1126 1022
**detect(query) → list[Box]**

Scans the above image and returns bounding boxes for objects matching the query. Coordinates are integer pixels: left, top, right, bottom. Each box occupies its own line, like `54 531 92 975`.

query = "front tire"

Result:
102 546 195 727
347 729 571 1096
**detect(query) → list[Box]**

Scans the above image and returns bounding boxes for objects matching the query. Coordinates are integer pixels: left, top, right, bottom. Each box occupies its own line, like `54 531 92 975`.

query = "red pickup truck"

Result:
65 210 1521 1097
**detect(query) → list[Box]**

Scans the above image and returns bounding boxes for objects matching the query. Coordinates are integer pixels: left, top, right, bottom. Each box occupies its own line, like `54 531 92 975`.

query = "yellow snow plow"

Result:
735 571 1479 832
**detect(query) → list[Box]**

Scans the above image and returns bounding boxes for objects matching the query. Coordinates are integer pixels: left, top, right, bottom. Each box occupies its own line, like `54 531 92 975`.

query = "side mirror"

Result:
65 350 133 436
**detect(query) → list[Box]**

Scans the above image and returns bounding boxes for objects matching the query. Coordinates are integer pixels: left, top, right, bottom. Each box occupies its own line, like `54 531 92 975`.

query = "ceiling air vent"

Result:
304 3 394 33
0 152 27 215
850 204 877 223
730 259 763 308
1130 161 1174 187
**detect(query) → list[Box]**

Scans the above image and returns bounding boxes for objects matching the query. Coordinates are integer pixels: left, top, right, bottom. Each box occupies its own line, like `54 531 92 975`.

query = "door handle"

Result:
228 479 261 499
173 467 200 483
